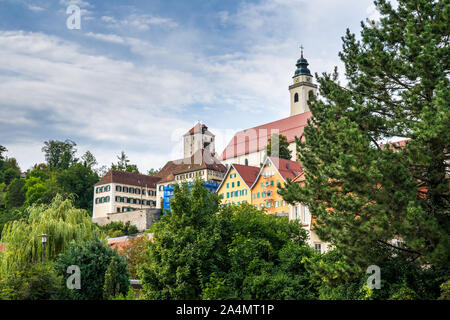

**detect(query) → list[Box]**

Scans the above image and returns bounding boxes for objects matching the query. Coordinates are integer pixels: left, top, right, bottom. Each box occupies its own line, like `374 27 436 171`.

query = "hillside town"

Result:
91 50 330 253
0 0 448 304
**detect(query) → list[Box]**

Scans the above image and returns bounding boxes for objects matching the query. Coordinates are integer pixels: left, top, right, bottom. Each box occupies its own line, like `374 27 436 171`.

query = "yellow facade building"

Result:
217 164 260 206
251 156 302 216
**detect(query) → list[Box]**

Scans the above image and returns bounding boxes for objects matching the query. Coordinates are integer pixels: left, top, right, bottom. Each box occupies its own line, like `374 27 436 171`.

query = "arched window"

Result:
294 92 299 103
245 158 249 166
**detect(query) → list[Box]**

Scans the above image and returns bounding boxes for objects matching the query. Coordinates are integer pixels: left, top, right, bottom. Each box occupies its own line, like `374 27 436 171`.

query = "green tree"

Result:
147 168 161 176
57 163 99 212
0 208 22 236
5 178 25 210
139 180 315 300
3 168 20 185
103 255 124 299
304 248 447 300
111 151 140 173
0 262 63 300
27 163 51 181
55 238 129 300
119 235 153 279
81 150 97 169
265 133 292 160
0 195 99 275
280 0 449 273
0 157 21 185
0 145 7 162
42 139 78 170
99 221 138 238
23 174 61 207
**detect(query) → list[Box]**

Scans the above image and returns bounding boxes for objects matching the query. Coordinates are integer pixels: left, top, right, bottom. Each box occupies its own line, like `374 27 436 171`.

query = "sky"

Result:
0 0 381 173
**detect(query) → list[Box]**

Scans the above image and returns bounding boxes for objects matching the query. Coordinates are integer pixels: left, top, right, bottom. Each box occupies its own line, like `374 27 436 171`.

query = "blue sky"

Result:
0 0 380 173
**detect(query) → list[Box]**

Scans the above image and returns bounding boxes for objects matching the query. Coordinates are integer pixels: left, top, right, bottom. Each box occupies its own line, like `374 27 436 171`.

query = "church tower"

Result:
289 48 317 116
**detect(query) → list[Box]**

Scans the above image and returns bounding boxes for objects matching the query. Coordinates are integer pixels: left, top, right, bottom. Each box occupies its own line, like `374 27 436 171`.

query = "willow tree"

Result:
0 194 101 274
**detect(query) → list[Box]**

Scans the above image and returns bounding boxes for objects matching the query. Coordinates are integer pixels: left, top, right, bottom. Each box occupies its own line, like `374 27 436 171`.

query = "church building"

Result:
220 49 317 167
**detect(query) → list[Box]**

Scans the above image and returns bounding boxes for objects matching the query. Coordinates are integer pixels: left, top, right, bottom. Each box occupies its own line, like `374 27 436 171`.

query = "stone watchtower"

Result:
183 122 215 158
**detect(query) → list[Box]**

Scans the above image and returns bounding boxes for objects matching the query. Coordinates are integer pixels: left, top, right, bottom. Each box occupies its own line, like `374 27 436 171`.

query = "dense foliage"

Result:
111 151 140 173
0 196 112 300
265 134 292 160
55 238 129 300
280 0 449 273
0 262 63 300
139 180 317 300
99 221 139 238
118 235 152 279
0 195 99 274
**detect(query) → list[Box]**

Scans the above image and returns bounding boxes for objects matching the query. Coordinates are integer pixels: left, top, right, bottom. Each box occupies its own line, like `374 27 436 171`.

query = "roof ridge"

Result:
233 111 312 134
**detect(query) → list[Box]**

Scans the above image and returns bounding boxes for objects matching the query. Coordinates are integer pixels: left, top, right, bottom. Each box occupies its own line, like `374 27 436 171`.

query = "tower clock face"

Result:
294 77 300 84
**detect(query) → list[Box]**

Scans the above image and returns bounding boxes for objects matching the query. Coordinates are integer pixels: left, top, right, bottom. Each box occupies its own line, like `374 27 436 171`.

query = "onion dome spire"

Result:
293 45 312 78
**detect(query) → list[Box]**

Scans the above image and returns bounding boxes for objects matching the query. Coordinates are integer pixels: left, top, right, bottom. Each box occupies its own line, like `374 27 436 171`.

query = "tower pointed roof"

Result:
293 47 312 77
184 122 209 136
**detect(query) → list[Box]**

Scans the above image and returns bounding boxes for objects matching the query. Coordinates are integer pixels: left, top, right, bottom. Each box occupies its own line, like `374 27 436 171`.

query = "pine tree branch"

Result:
376 239 422 258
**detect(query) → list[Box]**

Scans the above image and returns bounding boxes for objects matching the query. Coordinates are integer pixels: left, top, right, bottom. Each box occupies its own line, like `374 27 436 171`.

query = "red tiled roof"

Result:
250 156 302 188
268 156 303 181
154 160 178 179
232 164 260 187
221 112 312 160
95 170 161 188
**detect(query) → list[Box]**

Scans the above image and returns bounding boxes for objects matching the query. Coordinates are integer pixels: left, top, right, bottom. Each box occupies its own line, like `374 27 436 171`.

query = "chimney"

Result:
286 162 290 170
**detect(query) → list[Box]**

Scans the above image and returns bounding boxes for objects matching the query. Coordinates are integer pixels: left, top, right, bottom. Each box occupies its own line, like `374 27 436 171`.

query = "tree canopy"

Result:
0 195 100 275
280 0 449 273
111 151 140 173
265 133 292 160
139 180 316 300
42 139 78 171
55 238 129 300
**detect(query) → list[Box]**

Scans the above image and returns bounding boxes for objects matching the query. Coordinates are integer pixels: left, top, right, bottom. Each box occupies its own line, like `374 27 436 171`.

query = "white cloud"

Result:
59 0 93 8
102 13 178 31
28 5 45 12
2 0 377 172
85 32 125 44
101 16 117 24
0 31 208 171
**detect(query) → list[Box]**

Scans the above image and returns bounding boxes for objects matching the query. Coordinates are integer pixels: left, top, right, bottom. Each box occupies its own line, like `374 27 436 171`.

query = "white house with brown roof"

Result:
92 170 161 224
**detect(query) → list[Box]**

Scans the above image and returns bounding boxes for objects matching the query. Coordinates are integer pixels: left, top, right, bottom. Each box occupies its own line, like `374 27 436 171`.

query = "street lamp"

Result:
38 233 49 263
